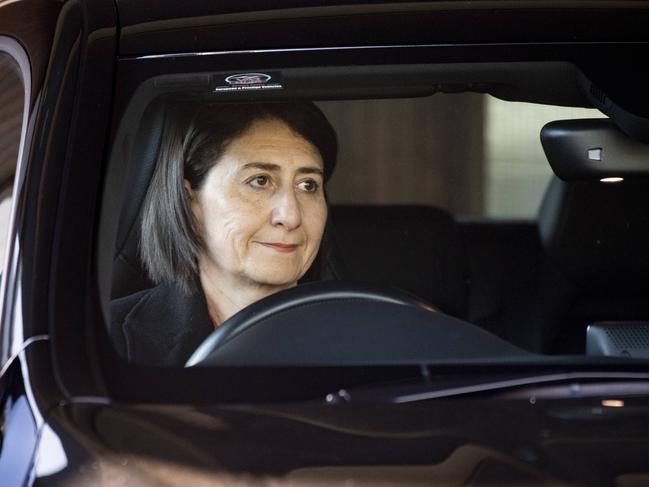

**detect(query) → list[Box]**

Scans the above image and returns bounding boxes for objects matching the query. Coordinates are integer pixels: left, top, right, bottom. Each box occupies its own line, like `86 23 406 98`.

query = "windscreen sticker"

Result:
213 72 283 92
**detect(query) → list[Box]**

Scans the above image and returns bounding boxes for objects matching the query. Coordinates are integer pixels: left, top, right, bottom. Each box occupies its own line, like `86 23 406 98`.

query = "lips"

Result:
258 242 299 253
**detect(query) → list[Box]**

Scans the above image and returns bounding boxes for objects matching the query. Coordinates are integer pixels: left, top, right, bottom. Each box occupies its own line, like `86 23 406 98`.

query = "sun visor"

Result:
541 118 649 182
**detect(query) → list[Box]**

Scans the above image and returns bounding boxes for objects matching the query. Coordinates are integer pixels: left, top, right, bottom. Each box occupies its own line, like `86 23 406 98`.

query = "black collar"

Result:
119 283 214 366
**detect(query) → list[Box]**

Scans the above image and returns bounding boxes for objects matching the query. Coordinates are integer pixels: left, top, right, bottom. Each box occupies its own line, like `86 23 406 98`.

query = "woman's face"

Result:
187 118 327 290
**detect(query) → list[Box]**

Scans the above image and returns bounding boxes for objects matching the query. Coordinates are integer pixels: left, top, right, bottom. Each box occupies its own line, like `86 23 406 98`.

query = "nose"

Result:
271 188 302 230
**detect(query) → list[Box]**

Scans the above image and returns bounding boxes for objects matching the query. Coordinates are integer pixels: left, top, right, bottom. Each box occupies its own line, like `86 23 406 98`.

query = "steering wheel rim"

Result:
185 281 434 367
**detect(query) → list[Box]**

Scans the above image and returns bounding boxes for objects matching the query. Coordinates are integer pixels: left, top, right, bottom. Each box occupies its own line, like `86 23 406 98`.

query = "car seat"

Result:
538 177 649 352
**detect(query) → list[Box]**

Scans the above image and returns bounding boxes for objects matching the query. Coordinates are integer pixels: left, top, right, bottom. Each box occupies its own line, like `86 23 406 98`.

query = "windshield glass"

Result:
104 59 649 370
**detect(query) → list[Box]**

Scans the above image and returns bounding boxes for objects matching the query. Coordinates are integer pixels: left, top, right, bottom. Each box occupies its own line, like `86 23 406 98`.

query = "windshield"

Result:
103 58 649 371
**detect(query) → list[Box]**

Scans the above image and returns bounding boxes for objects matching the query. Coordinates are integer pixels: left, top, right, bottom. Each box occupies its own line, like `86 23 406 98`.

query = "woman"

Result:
110 102 337 366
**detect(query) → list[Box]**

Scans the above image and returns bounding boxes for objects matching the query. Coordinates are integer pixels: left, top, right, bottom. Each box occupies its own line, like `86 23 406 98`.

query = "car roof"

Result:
116 1 649 57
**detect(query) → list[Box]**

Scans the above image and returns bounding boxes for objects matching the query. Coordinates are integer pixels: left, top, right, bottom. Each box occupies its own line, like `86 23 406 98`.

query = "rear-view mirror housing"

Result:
541 118 649 181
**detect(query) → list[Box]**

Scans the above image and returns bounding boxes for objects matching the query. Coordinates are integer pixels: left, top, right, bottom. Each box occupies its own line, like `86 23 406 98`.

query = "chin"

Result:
246 268 301 289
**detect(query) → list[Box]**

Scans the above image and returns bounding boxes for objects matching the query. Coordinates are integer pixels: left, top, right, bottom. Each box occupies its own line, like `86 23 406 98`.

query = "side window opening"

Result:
0 50 23 273
0 40 28 369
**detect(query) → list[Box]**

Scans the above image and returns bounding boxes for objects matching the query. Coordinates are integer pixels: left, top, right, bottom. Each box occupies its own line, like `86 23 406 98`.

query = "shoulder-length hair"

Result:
139 101 338 294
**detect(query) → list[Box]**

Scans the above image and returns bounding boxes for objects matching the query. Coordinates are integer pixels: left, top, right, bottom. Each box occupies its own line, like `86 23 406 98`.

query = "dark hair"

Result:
140 101 338 293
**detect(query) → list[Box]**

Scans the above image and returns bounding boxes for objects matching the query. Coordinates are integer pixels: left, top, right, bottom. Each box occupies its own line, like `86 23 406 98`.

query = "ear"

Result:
183 179 195 201
184 179 203 233
184 179 201 216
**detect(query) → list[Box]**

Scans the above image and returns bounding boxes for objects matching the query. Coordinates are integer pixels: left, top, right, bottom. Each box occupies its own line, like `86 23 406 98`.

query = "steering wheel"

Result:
185 281 526 367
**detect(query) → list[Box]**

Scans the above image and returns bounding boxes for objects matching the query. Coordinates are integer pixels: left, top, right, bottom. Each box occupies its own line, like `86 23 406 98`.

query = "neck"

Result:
198 264 295 326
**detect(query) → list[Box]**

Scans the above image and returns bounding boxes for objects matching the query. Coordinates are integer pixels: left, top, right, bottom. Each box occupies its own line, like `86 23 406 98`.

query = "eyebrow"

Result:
241 162 324 176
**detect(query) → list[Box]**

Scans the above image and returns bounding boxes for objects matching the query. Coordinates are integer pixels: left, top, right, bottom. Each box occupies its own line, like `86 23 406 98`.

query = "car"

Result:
2 1 649 485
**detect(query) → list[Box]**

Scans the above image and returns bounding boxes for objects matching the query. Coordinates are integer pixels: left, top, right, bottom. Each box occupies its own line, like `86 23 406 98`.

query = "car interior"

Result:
104 59 649 365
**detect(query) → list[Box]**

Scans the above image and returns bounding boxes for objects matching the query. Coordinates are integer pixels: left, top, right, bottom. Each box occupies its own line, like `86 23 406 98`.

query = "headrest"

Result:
330 205 468 317
111 101 166 298
538 177 649 292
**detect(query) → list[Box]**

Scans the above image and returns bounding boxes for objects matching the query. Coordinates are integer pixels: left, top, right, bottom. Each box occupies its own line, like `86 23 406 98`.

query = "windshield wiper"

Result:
324 370 649 404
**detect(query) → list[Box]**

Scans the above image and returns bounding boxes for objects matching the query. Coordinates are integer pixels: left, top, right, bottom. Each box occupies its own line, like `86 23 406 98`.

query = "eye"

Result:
247 175 270 189
297 179 319 193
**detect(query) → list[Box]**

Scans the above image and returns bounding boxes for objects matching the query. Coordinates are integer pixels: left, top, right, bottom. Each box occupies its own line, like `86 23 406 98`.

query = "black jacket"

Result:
110 283 214 366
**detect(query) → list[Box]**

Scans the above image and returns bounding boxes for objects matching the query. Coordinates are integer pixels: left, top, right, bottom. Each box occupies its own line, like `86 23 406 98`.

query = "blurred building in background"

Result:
321 95 603 219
